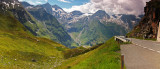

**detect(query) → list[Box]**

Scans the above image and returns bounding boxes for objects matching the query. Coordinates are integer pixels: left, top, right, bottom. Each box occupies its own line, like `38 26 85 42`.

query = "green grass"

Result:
26 9 77 48
0 13 67 69
57 37 121 69
0 31 67 69
70 19 127 46
128 37 156 41
135 37 156 41
0 12 121 69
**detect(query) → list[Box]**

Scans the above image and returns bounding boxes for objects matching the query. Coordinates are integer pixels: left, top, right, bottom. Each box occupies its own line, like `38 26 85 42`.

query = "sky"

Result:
18 0 150 15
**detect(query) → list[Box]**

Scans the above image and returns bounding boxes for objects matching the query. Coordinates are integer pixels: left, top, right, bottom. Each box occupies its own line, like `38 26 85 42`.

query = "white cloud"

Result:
63 0 150 15
18 0 48 5
18 0 24 1
63 2 99 14
58 0 71 3
44 0 48 2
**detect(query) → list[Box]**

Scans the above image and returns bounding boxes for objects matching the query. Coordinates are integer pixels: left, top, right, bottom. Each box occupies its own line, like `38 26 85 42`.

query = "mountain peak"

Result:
70 11 84 16
91 10 110 19
21 2 33 8
43 2 51 6
94 10 108 16
96 10 106 14
40 2 53 14
52 4 66 15
52 5 63 10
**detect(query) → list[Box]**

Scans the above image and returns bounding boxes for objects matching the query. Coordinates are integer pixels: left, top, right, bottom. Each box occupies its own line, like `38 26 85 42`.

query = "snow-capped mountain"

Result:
51 5 85 24
111 14 143 30
20 1 143 46
52 5 67 18
0 0 21 11
20 2 77 48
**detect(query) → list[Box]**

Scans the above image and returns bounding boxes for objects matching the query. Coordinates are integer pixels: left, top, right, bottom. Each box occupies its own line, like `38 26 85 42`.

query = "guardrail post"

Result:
121 55 124 69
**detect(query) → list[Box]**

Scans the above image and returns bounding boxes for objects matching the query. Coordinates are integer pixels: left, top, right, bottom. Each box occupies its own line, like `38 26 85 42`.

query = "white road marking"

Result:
143 47 147 48
133 43 157 53
157 51 160 53
148 48 155 51
129 39 160 54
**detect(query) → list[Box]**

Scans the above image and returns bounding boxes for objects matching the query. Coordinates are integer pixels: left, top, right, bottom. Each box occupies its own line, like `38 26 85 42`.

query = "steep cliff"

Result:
128 0 160 39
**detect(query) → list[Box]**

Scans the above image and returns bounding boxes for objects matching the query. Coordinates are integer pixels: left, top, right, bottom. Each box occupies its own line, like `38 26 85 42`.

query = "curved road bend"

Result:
121 38 160 69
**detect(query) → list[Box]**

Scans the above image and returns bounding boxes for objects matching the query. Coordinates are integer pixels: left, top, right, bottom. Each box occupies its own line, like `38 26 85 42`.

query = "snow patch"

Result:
11 3 15 8
83 13 92 16
52 8 56 11
26 6 33 9
2 2 9 7
28 21 33 24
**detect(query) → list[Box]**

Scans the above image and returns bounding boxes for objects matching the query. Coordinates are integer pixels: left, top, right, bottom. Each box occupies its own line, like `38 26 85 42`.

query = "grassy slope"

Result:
57 37 121 69
80 21 127 46
26 9 77 48
0 11 121 69
0 13 67 69
69 19 127 46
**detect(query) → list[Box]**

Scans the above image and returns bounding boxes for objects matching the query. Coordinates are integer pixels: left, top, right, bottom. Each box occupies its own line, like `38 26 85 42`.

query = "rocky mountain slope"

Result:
112 14 143 30
1 0 76 48
20 1 142 46
49 5 142 46
21 2 77 48
51 5 85 26
66 10 128 46
45 3 141 46
128 0 160 39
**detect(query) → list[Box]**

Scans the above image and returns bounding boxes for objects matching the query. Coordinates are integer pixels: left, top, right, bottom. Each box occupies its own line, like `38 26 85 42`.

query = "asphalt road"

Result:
121 38 160 69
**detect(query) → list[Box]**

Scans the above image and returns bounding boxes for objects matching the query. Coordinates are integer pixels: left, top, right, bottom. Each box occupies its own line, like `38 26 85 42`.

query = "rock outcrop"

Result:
128 0 160 39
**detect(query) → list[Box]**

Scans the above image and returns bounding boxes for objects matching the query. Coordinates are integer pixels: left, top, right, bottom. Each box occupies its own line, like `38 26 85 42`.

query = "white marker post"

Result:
157 22 160 42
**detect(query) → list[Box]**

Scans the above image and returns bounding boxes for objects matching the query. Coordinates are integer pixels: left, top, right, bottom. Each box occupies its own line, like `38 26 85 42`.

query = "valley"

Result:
21 2 142 47
0 0 157 69
0 0 124 68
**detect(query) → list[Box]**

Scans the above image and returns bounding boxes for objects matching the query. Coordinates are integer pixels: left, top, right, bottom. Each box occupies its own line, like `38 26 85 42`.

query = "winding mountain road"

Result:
121 38 160 69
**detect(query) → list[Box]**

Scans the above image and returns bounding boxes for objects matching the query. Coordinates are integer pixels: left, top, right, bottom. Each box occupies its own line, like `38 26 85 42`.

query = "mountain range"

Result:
0 0 151 68
1 1 76 48
0 0 143 47
20 2 143 46
0 0 68 68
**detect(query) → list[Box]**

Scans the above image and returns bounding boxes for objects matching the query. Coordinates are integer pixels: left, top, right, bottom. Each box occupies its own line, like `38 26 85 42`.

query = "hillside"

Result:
68 10 128 46
0 0 76 48
19 2 142 47
0 10 67 69
127 0 160 39
57 37 121 69
0 10 121 69
0 0 69 68
21 2 77 48
0 0 130 69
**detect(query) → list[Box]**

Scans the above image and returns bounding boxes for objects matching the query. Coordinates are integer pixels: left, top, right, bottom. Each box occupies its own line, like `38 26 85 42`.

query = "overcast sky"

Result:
18 0 150 15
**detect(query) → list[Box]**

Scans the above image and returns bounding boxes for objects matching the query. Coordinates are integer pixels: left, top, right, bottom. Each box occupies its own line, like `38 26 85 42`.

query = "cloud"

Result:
63 3 98 13
58 0 71 3
44 0 48 2
18 0 48 5
63 0 150 15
